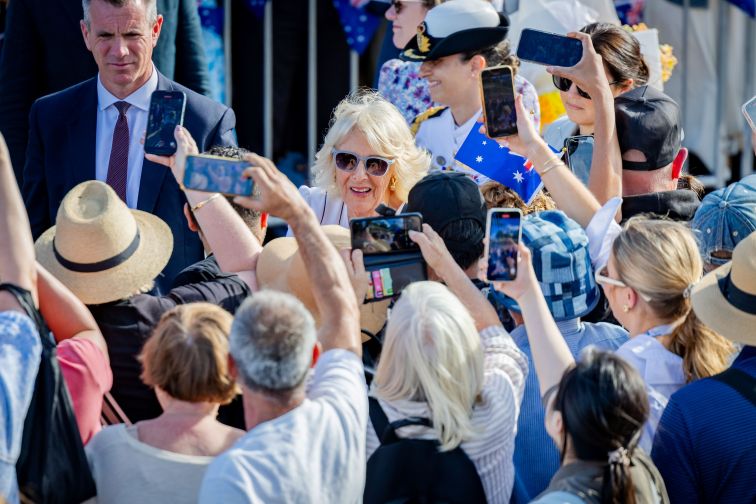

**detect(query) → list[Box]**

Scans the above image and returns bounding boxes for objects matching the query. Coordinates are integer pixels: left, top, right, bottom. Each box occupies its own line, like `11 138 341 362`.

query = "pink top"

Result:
57 338 113 444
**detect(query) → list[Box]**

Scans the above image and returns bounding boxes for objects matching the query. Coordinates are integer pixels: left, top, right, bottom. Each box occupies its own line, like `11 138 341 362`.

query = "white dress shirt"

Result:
95 66 159 208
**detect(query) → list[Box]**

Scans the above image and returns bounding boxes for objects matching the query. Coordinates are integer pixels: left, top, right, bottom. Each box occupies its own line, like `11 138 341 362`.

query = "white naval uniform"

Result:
414 107 489 185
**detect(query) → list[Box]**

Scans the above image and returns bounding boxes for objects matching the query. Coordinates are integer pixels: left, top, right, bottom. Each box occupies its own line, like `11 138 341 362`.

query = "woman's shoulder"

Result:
530 491 587 504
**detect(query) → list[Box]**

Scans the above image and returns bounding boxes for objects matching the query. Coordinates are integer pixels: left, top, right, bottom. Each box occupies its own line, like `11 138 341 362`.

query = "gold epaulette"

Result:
410 106 447 136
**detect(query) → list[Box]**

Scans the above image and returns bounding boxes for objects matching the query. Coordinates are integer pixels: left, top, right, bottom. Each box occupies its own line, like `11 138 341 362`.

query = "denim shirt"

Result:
0 311 41 504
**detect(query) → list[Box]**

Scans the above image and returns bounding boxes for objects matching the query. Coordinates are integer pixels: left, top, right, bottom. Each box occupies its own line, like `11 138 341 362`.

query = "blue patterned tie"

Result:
106 101 131 202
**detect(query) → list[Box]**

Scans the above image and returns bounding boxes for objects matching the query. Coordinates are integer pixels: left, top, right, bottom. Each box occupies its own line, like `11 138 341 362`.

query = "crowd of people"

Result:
1 0 755 503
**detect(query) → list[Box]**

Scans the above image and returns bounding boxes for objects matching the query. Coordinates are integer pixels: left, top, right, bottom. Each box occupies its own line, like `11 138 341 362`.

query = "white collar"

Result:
97 64 159 112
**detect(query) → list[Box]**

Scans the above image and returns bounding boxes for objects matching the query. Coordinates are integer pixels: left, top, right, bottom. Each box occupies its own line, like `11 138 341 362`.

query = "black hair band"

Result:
718 272 756 315
53 230 141 273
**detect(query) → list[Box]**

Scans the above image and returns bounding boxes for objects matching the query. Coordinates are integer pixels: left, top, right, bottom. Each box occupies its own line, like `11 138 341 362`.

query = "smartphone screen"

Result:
743 95 756 132
365 261 426 301
183 155 253 196
144 91 187 156
516 29 583 67
565 135 594 185
481 65 518 138
486 209 522 282
350 214 423 255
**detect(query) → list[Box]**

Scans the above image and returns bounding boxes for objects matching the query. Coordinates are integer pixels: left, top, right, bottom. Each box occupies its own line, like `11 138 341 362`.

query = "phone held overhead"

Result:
144 91 187 156
183 155 254 197
743 95 756 133
516 29 583 67
480 65 518 139
350 214 427 302
485 208 522 282
563 135 594 186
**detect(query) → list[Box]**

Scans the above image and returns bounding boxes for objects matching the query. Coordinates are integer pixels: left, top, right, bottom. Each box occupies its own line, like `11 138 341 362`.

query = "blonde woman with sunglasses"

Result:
290 90 429 233
481 42 734 453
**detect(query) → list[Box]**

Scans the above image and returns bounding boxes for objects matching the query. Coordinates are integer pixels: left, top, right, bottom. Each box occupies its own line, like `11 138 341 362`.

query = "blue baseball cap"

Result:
692 175 756 267
502 210 599 321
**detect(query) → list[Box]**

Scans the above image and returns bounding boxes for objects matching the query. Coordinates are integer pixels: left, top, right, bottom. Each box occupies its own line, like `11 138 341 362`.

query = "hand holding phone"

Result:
183 155 254 196
480 65 518 138
485 209 522 281
144 91 187 156
517 29 583 67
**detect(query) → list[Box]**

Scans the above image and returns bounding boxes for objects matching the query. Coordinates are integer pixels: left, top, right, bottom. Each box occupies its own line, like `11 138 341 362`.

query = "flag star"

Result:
513 170 524 183
482 140 487 145
476 155 483 163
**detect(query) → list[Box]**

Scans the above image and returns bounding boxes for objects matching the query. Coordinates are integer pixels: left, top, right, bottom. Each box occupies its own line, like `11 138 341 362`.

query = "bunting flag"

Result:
455 127 560 205
246 0 269 18
333 0 382 55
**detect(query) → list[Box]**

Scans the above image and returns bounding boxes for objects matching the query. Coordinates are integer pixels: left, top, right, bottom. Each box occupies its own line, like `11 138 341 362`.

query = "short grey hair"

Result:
82 0 158 28
230 291 317 394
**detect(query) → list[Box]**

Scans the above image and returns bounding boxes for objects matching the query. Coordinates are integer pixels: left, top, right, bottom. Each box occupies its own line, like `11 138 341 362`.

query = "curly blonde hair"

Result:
311 89 430 203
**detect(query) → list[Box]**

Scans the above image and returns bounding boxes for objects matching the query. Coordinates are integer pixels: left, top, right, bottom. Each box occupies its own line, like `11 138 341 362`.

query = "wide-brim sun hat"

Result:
690 231 756 346
256 225 390 339
35 181 173 305
401 0 509 62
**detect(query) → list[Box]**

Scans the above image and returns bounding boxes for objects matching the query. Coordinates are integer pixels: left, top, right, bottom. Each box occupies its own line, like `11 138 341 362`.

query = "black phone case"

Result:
362 251 427 303
144 92 187 156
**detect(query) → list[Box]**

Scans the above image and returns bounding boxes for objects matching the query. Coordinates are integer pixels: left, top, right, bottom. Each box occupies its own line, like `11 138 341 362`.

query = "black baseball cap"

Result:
404 172 487 252
614 85 682 171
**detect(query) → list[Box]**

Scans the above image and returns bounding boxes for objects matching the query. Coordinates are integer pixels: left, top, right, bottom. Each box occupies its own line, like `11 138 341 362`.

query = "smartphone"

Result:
480 65 518 138
743 95 756 132
183 155 253 196
364 261 427 302
350 214 423 255
516 29 583 67
564 135 594 185
144 91 187 156
485 208 522 282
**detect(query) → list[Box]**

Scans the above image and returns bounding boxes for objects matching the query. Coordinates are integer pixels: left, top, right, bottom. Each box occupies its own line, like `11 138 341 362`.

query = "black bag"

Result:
364 397 487 504
0 284 97 503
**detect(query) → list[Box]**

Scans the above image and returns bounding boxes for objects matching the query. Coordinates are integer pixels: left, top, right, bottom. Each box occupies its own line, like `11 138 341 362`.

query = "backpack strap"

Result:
712 367 756 407
0 283 52 346
369 397 433 445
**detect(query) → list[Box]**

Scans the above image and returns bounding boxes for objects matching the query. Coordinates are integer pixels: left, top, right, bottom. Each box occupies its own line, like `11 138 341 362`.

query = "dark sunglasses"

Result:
332 150 395 177
391 0 425 14
552 75 619 100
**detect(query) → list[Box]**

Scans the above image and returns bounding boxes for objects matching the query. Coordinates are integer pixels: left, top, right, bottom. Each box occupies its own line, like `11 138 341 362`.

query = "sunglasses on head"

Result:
332 150 395 177
552 75 620 100
391 0 425 14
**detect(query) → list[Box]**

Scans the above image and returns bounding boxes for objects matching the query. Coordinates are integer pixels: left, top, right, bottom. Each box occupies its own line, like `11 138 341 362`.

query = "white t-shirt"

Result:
84 423 214 504
198 349 368 503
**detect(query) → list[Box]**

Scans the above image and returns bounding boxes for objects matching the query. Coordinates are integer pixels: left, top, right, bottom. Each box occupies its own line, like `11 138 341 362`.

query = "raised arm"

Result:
0 132 37 311
36 264 109 361
548 32 623 206
234 157 362 356
493 243 574 396
146 126 261 290
410 224 501 331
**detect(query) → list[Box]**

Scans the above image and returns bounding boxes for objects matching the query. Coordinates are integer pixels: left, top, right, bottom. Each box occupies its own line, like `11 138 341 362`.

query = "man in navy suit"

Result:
22 0 235 294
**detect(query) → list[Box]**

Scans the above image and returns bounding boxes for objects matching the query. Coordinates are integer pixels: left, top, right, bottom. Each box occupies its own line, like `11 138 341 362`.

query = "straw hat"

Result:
257 225 390 340
35 181 173 305
691 231 756 345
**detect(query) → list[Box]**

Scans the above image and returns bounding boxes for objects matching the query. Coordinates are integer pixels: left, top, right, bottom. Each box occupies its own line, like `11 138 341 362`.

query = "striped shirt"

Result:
366 325 528 503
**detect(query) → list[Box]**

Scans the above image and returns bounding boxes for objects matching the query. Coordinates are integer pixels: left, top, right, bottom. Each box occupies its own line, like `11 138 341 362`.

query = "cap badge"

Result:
417 23 431 54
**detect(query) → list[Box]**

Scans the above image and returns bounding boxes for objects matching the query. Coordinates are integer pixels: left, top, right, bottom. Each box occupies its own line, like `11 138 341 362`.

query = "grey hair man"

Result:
198 155 367 503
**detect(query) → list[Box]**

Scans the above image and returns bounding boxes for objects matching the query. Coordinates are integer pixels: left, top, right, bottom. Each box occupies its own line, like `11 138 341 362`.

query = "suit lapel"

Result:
67 79 98 187
137 73 173 213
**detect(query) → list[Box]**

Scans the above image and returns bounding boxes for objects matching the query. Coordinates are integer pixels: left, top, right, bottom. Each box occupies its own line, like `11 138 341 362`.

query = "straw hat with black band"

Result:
690 231 756 346
35 181 173 305
256 225 389 341
400 0 509 62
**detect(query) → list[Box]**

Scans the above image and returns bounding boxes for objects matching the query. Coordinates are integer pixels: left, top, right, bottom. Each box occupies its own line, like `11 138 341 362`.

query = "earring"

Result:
622 305 630 313
389 175 397 192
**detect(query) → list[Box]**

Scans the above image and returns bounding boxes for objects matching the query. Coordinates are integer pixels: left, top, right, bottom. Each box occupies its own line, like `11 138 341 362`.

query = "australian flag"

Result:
333 1 381 55
455 127 559 205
